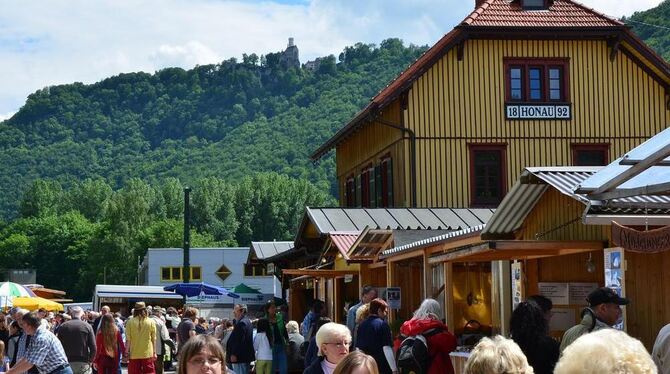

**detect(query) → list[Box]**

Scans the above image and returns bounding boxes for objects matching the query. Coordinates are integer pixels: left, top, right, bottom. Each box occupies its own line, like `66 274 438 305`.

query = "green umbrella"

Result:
233 283 262 294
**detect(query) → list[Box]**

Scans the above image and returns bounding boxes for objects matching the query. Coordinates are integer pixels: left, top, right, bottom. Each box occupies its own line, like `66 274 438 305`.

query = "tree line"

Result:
0 173 334 300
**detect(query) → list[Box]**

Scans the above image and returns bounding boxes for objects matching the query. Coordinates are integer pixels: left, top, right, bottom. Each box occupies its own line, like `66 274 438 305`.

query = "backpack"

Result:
397 328 444 374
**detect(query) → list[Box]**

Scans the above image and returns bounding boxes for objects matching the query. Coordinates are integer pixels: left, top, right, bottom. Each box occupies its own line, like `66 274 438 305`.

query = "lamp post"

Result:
183 187 191 285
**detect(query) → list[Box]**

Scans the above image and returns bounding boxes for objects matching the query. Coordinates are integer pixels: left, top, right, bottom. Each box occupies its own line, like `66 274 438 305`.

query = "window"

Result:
470 145 507 207
160 266 202 282
572 144 609 166
522 0 548 9
361 166 375 208
505 59 569 102
345 176 355 207
244 264 267 276
379 157 393 207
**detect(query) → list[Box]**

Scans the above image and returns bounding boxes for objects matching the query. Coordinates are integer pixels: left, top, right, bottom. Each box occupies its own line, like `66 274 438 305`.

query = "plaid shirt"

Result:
25 326 69 374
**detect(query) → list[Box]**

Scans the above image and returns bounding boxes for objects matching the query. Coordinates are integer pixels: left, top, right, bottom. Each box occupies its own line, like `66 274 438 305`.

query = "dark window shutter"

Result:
356 174 362 207
375 165 382 208
386 158 394 207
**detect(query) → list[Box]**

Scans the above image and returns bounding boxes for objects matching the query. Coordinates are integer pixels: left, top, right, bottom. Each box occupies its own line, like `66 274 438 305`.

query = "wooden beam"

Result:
368 261 387 269
429 241 605 263
493 240 605 251
386 248 425 262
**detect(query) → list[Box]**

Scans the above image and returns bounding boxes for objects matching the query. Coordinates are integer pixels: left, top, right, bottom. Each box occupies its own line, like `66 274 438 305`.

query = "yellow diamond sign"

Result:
216 264 232 282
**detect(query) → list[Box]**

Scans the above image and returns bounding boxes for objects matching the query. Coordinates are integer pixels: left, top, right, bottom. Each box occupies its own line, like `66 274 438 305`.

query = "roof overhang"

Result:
583 214 670 226
347 227 394 263
429 240 605 264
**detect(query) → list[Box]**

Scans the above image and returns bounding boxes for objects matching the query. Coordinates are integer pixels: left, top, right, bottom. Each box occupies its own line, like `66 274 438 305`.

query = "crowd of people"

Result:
0 285 668 374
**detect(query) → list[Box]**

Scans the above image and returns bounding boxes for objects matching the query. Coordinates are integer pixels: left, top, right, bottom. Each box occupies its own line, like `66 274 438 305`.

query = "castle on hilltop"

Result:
279 37 300 69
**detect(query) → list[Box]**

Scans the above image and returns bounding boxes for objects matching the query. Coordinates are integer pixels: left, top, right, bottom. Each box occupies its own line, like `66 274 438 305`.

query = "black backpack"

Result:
397 328 444 374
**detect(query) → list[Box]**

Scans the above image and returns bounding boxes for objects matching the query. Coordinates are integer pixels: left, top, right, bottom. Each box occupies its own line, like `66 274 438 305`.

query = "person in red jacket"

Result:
93 314 126 374
394 299 457 374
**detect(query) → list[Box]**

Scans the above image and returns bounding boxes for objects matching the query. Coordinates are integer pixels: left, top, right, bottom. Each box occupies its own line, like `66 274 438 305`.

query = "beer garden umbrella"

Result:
0 281 36 309
164 282 239 298
12 296 64 312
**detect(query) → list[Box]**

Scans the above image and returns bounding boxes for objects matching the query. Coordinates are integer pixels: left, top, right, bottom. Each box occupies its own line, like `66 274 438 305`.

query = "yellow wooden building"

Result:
311 0 670 210
296 0 670 346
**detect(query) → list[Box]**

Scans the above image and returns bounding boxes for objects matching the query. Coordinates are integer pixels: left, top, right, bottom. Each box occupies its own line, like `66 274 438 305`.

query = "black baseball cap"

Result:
587 287 629 306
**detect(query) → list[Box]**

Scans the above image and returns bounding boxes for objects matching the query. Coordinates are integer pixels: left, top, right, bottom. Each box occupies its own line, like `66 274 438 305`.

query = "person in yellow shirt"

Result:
125 302 157 374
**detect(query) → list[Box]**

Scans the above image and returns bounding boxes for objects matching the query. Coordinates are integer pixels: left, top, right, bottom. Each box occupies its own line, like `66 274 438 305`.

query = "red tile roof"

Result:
329 231 360 260
310 0 664 161
463 0 624 28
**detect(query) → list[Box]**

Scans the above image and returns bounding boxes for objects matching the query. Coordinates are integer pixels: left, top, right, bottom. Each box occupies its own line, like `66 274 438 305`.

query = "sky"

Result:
0 0 664 119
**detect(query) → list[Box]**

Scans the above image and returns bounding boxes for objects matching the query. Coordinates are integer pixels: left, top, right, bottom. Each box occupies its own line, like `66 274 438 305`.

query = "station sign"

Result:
506 104 571 120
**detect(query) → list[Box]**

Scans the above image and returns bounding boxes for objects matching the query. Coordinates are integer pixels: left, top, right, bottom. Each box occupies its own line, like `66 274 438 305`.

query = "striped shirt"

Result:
25 326 69 374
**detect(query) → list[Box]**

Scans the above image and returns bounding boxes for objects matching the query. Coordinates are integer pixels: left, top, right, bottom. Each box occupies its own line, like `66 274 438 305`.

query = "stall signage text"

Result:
612 221 670 253
506 104 570 119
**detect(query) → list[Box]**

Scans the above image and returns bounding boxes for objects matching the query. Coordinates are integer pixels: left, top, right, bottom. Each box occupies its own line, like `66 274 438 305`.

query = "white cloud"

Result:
150 41 221 69
0 0 664 114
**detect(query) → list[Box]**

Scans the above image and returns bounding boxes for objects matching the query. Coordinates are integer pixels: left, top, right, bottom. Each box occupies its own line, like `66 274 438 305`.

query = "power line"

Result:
626 19 670 31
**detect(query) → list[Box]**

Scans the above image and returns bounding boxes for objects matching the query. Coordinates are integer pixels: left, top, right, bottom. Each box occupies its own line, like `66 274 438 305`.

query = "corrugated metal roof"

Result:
463 0 623 28
250 242 294 260
381 224 486 258
481 182 547 240
304 208 495 233
482 167 670 239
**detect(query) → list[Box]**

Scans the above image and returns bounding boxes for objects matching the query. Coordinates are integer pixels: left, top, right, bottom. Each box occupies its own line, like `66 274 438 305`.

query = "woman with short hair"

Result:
355 299 397 374
554 329 655 374
303 323 351 374
464 336 534 374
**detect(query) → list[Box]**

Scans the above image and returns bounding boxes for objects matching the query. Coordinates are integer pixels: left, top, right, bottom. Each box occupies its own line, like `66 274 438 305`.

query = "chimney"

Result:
288 37 295 48
475 0 486 7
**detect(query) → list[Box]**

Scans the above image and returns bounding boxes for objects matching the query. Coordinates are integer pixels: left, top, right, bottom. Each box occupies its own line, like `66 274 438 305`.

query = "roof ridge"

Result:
563 0 624 26
462 0 496 25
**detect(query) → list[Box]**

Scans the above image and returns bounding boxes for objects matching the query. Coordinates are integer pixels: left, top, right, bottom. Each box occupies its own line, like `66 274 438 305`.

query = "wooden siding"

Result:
336 101 406 205
625 250 670 350
336 38 670 208
520 189 607 241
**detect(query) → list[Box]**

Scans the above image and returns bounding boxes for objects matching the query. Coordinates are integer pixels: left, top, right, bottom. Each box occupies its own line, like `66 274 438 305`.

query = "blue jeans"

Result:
272 345 288 374
231 363 250 374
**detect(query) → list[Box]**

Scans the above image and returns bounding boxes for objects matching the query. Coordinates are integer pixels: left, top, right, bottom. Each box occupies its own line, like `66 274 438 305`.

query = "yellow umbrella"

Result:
12 296 64 312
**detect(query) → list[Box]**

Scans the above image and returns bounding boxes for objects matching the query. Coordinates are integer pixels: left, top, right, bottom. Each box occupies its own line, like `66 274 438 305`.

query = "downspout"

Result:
373 116 417 208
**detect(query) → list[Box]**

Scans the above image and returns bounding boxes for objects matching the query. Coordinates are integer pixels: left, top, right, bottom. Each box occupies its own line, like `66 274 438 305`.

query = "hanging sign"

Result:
611 221 670 253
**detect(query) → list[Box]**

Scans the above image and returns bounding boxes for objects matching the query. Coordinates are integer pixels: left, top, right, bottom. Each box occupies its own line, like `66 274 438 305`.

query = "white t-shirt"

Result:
253 332 273 361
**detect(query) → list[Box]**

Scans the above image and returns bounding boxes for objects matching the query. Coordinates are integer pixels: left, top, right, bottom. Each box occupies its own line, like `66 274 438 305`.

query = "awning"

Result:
347 227 393 263
96 291 183 300
429 240 605 264
281 269 359 278
328 232 361 260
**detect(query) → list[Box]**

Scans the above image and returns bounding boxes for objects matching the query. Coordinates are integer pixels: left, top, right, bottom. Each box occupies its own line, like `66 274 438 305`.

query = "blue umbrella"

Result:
163 282 239 298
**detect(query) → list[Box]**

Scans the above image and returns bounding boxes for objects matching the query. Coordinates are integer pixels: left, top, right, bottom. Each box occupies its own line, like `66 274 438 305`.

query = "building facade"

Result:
311 0 670 210
141 247 281 316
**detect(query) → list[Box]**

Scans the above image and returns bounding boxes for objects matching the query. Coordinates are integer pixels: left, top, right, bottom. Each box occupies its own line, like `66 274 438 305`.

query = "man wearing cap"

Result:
125 302 157 374
559 287 629 352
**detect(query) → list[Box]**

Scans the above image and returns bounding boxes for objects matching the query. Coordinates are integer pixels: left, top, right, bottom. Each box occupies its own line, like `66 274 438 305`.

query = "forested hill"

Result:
625 0 670 61
0 39 427 218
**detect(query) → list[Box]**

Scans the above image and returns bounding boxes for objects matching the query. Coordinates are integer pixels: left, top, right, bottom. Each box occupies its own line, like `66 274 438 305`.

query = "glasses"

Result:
324 341 351 349
189 357 222 366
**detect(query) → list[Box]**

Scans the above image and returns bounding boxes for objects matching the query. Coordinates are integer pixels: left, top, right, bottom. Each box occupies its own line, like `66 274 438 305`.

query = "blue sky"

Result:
0 0 663 119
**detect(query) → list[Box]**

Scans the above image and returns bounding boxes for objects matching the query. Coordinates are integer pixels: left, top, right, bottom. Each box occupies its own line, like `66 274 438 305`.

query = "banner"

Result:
611 221 670 253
